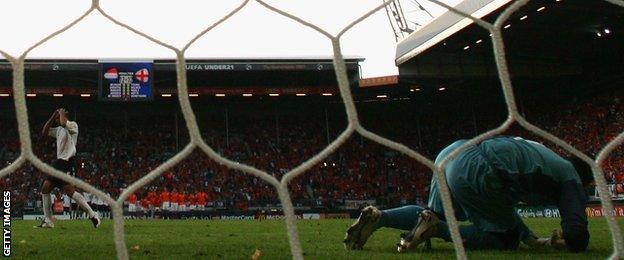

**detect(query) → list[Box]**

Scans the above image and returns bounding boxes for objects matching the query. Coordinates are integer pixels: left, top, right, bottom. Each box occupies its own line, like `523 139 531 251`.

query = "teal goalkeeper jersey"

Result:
428 136 588 251
477 136 582 205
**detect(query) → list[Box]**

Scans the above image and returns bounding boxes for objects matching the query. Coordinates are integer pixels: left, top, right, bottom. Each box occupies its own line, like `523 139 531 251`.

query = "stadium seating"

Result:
0 90 622 213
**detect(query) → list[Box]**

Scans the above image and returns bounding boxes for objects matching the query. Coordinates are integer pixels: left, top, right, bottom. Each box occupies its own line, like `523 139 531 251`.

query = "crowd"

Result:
0 89 621 214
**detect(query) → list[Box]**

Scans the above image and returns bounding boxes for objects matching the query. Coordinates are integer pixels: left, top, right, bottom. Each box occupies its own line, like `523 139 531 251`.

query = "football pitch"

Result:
9 218 624 259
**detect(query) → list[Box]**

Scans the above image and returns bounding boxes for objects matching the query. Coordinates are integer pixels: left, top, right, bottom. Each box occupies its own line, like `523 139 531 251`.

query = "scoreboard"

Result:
99 61 153 101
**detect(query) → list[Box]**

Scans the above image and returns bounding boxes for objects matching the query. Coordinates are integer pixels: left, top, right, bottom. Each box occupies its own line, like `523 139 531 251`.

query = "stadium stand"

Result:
1 86 621 216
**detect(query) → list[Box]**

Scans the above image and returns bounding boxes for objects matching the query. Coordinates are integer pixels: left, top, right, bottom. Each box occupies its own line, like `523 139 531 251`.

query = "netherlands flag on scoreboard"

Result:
104 68 118 80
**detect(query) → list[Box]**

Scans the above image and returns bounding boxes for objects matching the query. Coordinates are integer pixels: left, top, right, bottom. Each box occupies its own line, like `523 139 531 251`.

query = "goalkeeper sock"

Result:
41 193 53 221
379 205 425 230
72 191 96 218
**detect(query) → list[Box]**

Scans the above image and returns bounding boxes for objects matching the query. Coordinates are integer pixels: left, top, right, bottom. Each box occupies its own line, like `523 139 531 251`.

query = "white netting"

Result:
0 0 623 259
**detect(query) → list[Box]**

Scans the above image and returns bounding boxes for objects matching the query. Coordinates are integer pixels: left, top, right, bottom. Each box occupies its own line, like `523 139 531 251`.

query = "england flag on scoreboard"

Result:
135 68 149 83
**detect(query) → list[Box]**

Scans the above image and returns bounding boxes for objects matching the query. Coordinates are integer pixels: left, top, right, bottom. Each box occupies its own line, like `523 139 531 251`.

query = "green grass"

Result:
9 218 624 259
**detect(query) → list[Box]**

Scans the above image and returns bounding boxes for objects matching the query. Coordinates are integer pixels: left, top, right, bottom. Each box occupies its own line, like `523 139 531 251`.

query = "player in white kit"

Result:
37 108 101 228
62 194 71 216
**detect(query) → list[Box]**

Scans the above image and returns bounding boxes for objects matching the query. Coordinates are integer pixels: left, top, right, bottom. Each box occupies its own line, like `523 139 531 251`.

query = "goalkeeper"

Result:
344 136 593 253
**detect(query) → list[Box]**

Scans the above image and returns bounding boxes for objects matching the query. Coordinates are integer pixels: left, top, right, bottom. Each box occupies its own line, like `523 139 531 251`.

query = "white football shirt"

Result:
62 194 71 207
48 121 78 160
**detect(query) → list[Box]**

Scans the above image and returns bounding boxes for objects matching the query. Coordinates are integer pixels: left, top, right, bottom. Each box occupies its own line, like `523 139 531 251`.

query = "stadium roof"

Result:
0 57 365 97
0 57 364 71
395 0 624 82
396 0 510 65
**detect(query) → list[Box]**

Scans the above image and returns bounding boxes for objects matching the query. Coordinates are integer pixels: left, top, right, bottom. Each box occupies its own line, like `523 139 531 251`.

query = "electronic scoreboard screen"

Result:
99 61 153 101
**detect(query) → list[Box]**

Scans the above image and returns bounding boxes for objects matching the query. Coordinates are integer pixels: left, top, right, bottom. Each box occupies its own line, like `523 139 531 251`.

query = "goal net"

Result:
0 0 623 259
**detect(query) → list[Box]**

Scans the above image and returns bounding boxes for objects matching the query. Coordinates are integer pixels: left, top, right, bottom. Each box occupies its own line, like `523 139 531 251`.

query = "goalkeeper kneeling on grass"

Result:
344 136 594 253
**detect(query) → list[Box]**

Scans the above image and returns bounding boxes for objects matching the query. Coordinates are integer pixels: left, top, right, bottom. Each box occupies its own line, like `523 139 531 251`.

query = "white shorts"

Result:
189 205 196 210
162 201 170 210
179 205 186 212
171 203 178 211
129 204 136 212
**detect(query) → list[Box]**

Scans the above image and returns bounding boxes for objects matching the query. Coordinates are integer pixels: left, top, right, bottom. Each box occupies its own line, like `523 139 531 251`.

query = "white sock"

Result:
41 193 53 221
71 192 96 218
